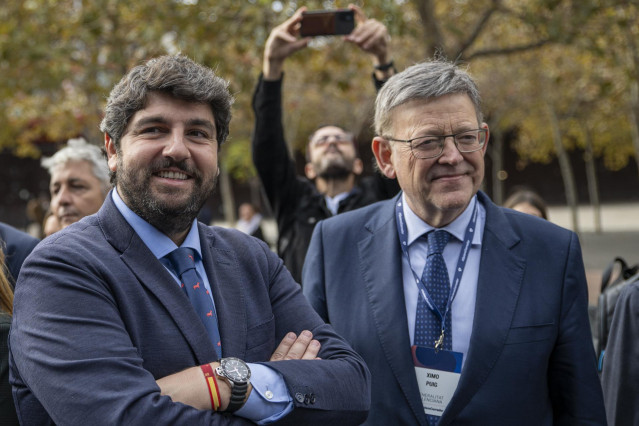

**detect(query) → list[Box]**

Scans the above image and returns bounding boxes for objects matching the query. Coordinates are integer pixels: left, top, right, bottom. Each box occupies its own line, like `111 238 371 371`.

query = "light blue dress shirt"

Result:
111 190 292 423
324 191 350 215
400 193 485 369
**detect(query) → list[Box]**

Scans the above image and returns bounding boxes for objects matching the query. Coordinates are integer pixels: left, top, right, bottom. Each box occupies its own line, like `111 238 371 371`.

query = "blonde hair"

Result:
0 250 14 315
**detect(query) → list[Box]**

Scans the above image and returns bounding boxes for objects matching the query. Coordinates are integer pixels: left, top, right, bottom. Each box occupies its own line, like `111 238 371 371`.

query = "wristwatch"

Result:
215 357 251 413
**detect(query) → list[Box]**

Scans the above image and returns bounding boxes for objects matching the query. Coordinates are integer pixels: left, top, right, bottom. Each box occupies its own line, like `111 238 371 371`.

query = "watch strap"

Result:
374 60 396 72
225 381 248 413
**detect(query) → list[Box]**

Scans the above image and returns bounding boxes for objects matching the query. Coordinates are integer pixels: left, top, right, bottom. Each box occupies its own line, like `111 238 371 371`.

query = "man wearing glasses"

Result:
303 60 606 425
252 6 398 283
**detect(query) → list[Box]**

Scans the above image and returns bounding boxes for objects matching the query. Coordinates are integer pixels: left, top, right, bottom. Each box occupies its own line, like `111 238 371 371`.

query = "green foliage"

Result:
1 0 638 182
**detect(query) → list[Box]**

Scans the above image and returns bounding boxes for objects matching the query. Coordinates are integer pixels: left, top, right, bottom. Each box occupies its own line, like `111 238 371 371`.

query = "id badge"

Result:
412 345 463 417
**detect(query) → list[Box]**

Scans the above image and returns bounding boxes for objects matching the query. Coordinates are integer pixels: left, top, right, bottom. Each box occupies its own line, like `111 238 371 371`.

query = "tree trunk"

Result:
218 163 236 224
489 127 504 205
629 82 639 179
548 105 579 233
412 0 446 58
583 127 601 233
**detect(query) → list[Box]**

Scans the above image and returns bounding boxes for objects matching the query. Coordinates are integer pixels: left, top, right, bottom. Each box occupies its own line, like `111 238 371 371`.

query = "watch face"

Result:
222 358 250 382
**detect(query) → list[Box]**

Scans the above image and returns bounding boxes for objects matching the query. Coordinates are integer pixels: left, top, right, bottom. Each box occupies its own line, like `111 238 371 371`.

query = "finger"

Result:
286 6 307 28
284 330 314 360
361 23 387 51
270 332 297 361
347 18 381 45
273 28 298 44
348 4 366 24
350 19 376 43
301 339 321 360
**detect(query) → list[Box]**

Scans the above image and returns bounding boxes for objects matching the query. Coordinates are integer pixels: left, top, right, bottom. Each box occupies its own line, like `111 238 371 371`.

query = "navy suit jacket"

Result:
303 191 606 425
0 222 39 287
9 194 370 425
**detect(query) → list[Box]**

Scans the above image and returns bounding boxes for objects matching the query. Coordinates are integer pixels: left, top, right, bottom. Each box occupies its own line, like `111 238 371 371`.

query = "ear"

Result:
105 133 118 172
304 162 317 180
480 123 490 156
352 158 364 176
372 137 396 179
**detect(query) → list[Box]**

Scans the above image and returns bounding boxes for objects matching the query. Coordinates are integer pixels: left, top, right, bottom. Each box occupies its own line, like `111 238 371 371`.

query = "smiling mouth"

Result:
156 170 189 180
433 173 466 181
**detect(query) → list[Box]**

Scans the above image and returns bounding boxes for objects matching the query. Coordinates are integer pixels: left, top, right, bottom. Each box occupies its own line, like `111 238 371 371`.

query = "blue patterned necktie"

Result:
166 247 222 359
415 230 451 426
414 230 452 349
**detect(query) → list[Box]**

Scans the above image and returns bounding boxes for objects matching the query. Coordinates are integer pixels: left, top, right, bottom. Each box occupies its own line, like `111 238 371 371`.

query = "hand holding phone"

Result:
300 9 355 37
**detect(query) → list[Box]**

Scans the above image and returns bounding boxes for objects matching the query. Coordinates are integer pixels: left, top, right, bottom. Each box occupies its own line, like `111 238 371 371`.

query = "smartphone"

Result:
300 9 355 37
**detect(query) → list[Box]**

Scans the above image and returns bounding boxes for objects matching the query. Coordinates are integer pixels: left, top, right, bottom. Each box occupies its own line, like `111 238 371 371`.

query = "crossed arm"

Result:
156 330 321 411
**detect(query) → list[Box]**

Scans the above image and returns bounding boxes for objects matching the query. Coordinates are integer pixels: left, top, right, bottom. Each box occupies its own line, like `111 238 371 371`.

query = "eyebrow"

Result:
50 177 89 190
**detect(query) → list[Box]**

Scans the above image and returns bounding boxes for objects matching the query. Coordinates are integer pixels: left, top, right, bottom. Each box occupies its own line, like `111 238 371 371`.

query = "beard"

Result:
116 157 217 237
314 153 354 180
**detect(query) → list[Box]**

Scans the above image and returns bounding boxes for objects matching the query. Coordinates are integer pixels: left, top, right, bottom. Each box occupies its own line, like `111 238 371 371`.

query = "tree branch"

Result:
413 0 447 58
455 0 502 59
464 38 552 60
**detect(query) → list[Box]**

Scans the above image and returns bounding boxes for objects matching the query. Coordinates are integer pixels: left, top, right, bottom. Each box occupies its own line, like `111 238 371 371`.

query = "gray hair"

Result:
41 137 111 192
99 55 233 150
374 59 483 136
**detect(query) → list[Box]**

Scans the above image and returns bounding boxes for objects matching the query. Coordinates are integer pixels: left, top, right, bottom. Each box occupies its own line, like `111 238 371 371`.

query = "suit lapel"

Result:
358 197 428 425
198 224 247 360
439 192 526 424
97 193 218 364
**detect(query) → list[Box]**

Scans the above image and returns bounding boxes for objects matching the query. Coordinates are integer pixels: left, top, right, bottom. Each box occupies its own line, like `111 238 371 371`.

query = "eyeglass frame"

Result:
382 128 488 159
309 133 355 147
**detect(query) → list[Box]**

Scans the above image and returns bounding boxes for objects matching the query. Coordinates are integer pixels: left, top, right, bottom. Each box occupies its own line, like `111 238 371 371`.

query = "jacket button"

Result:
295 392 305 403
310 394 316 404
304 394 310 404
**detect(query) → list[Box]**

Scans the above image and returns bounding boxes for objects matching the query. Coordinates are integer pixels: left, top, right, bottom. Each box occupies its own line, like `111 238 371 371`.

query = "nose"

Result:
163 130 191 161
437 136 463 164
53 186 73 208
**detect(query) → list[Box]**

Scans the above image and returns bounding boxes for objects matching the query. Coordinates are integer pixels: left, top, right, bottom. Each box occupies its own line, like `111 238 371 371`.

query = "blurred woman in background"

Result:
503 187 548 220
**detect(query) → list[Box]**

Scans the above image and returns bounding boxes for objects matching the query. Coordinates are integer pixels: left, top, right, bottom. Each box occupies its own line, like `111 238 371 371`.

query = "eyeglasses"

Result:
310 133 354 147
384 128 487 159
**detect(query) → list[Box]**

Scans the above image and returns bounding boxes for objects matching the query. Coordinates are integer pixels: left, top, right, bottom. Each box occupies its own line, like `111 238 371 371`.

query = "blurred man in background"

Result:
252 5 399 282
41 137 110 233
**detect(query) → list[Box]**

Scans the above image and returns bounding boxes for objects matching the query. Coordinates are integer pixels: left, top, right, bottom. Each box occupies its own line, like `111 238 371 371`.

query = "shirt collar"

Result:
111 189 202 260
402 192 479 246
325 191 351 215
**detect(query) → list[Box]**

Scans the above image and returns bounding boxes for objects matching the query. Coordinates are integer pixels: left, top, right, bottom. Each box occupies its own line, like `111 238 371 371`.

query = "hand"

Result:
344 4 390 66
270 330 321 361
263 7 310 80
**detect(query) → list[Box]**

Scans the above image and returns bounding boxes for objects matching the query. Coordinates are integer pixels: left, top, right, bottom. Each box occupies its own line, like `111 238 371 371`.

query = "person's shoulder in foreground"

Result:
0 222 39 286
303 58 606 425
601 278 639 425
10 54 369 426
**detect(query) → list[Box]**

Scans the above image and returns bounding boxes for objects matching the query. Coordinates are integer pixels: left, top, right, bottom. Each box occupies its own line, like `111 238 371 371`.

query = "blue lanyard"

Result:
395 194 478 347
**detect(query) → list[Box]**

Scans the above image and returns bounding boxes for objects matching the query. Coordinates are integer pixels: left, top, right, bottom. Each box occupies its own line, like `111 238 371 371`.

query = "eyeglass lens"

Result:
412 129 486 158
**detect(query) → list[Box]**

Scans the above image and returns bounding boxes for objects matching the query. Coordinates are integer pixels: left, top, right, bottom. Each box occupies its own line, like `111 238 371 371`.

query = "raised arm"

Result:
263 7 310 80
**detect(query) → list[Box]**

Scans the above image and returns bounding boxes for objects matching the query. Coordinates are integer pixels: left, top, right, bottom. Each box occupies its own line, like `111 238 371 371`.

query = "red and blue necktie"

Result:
166 247 222 359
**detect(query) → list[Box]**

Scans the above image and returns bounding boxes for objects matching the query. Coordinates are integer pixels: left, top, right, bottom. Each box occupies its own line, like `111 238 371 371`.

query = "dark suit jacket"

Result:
9 194 370 425
0 313 18 426
303 191 606 425
601 279 639 425
0 222 39 287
